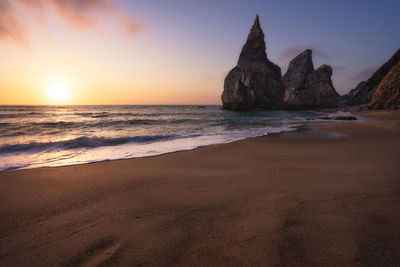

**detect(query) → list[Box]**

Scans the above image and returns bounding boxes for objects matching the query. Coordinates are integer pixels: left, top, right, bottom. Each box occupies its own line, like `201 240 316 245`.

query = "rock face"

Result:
343 81 366 101
221 15 340 110
283 50 339 108
337 81 366 106
347 48 400 105
221 15 285 110
370 60 400 108
283 49 314 90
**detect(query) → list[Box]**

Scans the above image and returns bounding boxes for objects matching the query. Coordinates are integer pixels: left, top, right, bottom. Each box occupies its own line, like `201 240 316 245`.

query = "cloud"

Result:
333 65 347 72
0 0 30 45
18 0 43 9
0 0 141 45
278 45 329 61
117 12 142 36
351 66 377 81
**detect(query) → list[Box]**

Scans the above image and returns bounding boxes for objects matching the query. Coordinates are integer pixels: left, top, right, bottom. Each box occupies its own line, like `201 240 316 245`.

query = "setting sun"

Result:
45 79 71 104
0 1 400 266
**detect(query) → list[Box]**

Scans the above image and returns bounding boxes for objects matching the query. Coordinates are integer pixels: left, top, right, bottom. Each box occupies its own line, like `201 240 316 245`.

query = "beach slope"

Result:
0 110 399 266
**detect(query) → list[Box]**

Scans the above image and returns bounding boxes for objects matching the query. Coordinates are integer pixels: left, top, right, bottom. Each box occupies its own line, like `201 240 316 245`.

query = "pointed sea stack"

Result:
283 49 339 108
221 15 285 110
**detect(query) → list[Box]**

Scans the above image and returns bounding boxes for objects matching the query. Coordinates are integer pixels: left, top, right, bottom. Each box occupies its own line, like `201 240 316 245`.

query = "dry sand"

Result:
0 110 399 266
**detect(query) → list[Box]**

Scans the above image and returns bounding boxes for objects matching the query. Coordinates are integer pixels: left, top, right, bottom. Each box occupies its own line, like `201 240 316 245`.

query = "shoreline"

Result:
0 110 399 266
1 109 362 174
3 126 299 174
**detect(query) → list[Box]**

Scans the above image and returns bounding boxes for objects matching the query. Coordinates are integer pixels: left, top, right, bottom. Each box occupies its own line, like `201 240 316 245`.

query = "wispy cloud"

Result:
278 45 329 61
0 0 141 45
0 0 30 45
333 65 347 72
351 66 377 81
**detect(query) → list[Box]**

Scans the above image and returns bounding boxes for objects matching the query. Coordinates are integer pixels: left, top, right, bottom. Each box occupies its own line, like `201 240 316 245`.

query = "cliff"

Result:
346 49 400 105
370 60 400 108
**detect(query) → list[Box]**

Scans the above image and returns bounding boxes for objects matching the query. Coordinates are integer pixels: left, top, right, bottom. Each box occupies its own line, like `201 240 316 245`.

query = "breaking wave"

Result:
0 134 183 154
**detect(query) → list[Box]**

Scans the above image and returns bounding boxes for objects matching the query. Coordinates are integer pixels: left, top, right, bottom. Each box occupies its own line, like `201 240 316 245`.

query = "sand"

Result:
0 110 399 266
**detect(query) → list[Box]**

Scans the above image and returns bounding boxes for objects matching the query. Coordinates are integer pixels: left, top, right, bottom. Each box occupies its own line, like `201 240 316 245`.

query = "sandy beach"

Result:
0 110 399 266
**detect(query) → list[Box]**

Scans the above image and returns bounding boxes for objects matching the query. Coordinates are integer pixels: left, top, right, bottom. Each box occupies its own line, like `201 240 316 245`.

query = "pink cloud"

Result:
0 0 141 46
18 0 43 9
49 0 114 28
117 12 142 36
0 0 30 45
351 66 377 81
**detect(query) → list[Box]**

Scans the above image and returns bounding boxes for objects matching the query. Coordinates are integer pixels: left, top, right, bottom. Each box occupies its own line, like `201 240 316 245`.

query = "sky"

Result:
0 0 399 105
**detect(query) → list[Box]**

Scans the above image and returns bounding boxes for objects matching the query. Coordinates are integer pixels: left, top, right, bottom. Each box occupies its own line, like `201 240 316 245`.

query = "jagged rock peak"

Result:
283 49 339 108
290 49 314 72
249 14 262 39
237 14 267 67
315 64 333 76
254 14 260 26
221 15 286 110
283 49 315 89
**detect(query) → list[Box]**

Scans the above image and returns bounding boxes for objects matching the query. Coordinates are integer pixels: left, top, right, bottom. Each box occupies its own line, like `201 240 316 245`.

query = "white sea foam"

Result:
0 125 298 171
0 105 363 172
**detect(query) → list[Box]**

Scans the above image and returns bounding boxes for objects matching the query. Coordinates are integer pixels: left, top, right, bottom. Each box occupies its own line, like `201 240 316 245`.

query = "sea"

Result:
0 105 357 172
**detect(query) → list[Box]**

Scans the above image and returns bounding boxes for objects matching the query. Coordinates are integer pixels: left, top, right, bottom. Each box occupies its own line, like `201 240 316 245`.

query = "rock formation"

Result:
346 48 400 105
283 50 339 108
370 60 400 108
283 49 314 90
221 15 285 110
339 81 366 106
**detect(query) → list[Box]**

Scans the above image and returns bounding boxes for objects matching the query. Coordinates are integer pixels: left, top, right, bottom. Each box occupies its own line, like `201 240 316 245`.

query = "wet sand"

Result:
0 110 399 266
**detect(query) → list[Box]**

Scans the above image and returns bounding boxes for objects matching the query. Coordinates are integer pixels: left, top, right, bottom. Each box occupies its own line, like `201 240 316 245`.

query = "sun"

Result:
45 79 71 104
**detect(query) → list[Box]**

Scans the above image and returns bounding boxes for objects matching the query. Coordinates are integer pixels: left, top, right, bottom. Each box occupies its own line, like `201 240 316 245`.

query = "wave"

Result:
0 126 297 172
4 118 203 129
0 119 161 131
0 112 44 119
0 110 204 120
0 134 183 154
72 111 208 118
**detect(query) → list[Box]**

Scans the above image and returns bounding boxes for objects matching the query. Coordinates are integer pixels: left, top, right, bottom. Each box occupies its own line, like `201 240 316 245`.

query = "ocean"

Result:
0 105 357 172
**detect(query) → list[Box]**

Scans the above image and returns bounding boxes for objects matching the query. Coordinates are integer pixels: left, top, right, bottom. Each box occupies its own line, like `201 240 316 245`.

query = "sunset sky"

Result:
1 0 399 105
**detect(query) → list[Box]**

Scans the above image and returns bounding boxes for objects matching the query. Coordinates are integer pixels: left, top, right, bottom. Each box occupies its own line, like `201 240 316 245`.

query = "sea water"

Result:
0 105 357 172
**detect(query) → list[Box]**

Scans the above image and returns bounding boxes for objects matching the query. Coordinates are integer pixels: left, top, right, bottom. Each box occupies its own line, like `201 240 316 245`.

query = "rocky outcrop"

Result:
221 15 285 110
283 49 314 90
337 81 366 106
283 50 339 108
370 60 400 108
347 48 400 105
340 81 366 103
306 65 339 107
